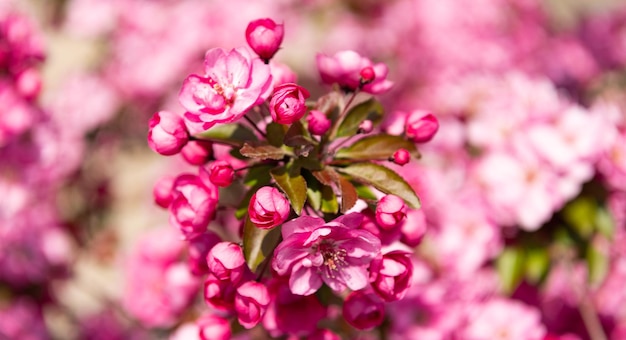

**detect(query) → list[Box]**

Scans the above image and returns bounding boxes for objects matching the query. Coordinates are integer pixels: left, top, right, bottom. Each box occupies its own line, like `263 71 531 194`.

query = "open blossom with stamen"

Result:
272 213 381 296
179 47 273 130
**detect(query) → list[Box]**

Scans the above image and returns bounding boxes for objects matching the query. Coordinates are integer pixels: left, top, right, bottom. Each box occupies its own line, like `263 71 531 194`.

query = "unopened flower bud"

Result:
181 140 213 165
235 281 270 329
270 83 310 124
248 186 291 229
358 120 373 134
343 290 385 330
392 148 411 165
359 66 376 85
375 194 407 229
206 160 235 187
197 314 231 340
370 250 413 301
148 111 189 156
406 110 439 143
153 176 175 208
245 18 284 63
307 110 331 135
206 242 246 283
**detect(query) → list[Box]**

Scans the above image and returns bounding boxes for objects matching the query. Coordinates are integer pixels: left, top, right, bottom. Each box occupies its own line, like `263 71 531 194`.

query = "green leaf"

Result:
321 185 339 214
354 183 378 201
271 166 307 215
336 134 419 161
587 237 610 287
240 143 286 160
562 196 596 239
312 168 336 187
335 162 420 209
266 123 286 147
524 247 550 284
595 207 615 239
198 123 257 146
243 216 282 272
335 98 384 138
243 165 274 188
496 247 525 295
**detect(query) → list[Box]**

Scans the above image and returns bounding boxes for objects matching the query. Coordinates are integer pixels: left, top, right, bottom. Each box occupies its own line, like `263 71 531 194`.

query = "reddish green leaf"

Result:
271 166 307 215
198 123 257 146
336 134 419 160
312 168 336 187
337 175 358 213
240 143 286 160
243 216 282 272
335 162 420 209
321 185 339 214
266 123 286 147
334 98 384 138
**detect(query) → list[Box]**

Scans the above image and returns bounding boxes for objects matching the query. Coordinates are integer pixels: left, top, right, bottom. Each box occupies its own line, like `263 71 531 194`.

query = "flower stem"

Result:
244 115 267 138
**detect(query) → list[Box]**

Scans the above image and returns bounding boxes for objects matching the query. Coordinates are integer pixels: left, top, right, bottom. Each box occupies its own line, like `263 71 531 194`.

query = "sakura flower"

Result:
272 213 381 296
179 47 273 130
245 18 284 62
316 50 393 94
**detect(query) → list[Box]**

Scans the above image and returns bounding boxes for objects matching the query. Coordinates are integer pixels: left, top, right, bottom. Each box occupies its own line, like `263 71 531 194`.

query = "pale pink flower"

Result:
316 50 393 94
245 18 284 62
169 174 218 239
179 47 273 130
269 83 310 125
148 111 189 156
460 298 546 340
375 194 407 229
270 61 297 87
400 209 428 247
342 290 385 330
272 213 381 295
248 186 290 229
235 281 270 329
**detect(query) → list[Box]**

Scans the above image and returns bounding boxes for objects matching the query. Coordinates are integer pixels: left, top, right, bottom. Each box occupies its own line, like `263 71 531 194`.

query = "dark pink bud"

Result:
343 290 385 330
358 120 373 134
206 242 246 283
148 111 189 156
375 194 407 229
248 186 290 229
197 314 231 340
181 140 213 165
206 160 234 187
204 274 237 311
153 176 175 208
360 66 376 84
405 110 439 143
306 110 331 136
235 281 270 329
392 148 411 165
269 83 310 125
369 250 413 301
245 18 284 62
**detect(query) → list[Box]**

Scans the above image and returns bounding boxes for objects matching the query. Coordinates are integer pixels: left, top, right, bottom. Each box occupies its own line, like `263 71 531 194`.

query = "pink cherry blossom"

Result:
343 290 385 330
248 186 290 229
316 50 393 94
272 213 381 295
179 47 273 130
269 83 310 125
375 194 407 229
169 174 219 239
148 111 189 156
405 110 439 143
235 281 271 329
245 18 284 62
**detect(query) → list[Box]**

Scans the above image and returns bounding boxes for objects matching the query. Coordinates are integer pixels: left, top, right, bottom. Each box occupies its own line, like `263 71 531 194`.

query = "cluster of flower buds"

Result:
148 17 437 337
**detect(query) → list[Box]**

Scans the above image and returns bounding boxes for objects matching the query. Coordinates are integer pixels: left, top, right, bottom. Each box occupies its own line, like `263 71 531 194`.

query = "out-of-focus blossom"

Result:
245 18 284 62
307 110 331 136
316 50 393 94
370 248 413 301
269 61 297 87
187 231 221 276
204 160 235 187
169 174 218 239
343 290 386 330
181 140 213 165
272 214 381 295
153 176 175 209
179 47 273 130
197 314 232 340
405 110 439 143
0 298 49 340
